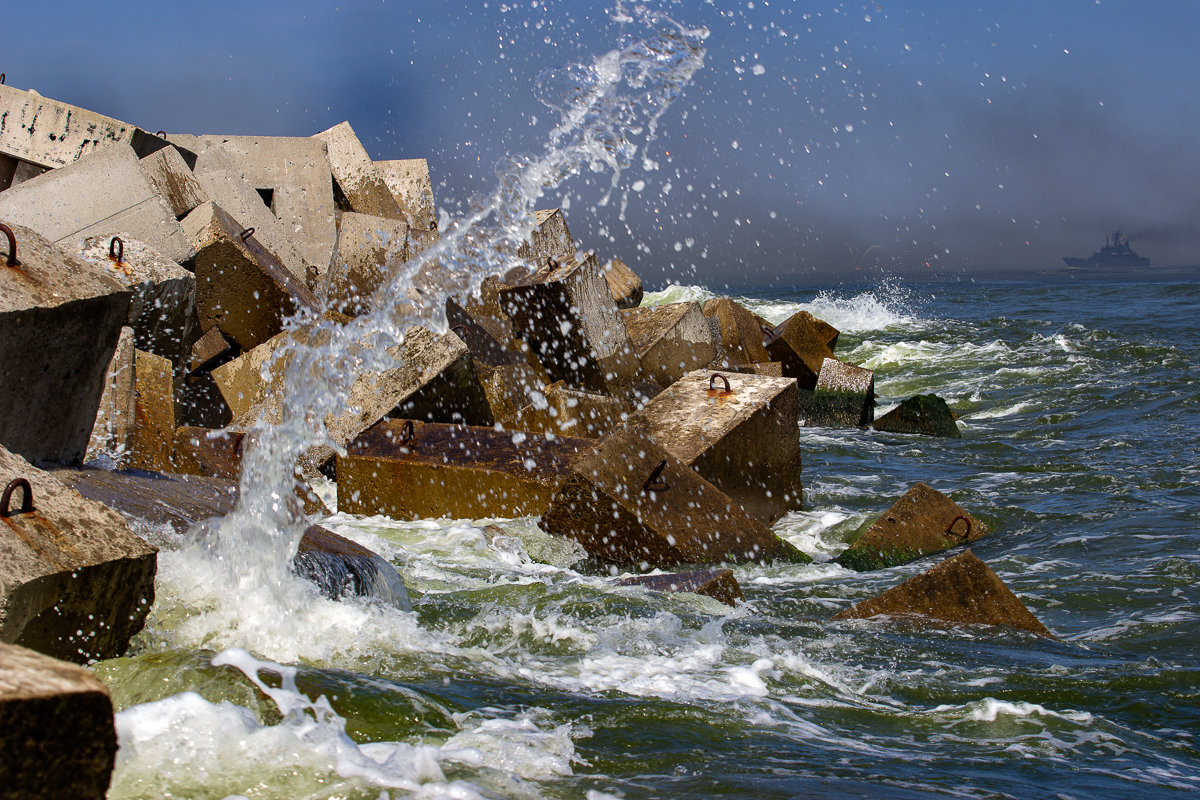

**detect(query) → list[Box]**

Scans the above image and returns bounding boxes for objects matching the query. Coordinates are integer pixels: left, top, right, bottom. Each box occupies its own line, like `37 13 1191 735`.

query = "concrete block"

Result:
338 419 591 519
0 642 117 799
182 201 319 351
139 145 208 219
0 156 49 190
623 301 717 386
701 297 771 366
631 369 803 525
0 143 195 266
0 447 156 662
0 222 131 463
447 298 530 370
128 350 175 472
171 427 244 480
211 330 289 419
479 362 548 427
540 424 809 568
805 358 875 429
832 550 1052 636
617 568 743 607
604 257 643 309
873 394 961 438
85 327 136 469
511 381 629 439
407 224 441 261
377 157 436 229
836 482 988 571
763 310 835 390
189 325 236 373
517 209 574 266
314 121 403 219
500 252 640 396
294 525 410 610
326 211 409 315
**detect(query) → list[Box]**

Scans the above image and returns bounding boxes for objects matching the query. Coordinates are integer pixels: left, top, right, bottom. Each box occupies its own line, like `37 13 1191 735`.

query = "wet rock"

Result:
540 424 809 568
836 482 987 571
617 569 744 607
0 642 118 800
377 157 436 230
338 418 591 520
479 362 549 427
511 381 630 439
128 349 175 472
315 121 404 220
604 257 643 310
139 144 208 219
762 310 836 390
623 301 718 387
85 327 136 469
873 394 961 438
294 525 410 610
631 369 803 525
0 447 156 662
701 297 771 366
804 358 875 428
0 221 131 464
326 210 409 315
832 550 1052 637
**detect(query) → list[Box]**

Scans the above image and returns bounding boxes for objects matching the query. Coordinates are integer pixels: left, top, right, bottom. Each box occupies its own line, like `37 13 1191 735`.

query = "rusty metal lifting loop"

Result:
450 324 467 340
108 236 124 264
239 227 255 242
398 420 415 446
0 223 18 267
0 478 34 517
642 459 669 493
945 515 972 542
709 372 731 393
0 74 5 85
155 130 167 138
546 256 559 270
429 219 438 231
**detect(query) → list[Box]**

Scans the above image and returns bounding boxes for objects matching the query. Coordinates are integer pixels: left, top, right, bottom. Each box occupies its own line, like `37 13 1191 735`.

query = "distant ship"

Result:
1063 229 1151 269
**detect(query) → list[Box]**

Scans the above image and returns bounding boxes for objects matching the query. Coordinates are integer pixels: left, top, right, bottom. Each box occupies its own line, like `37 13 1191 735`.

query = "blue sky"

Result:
9 1 1200 286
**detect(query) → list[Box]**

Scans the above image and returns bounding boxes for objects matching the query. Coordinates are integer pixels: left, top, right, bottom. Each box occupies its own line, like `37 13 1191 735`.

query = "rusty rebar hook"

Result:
239 227 255 242
642 459 669 493
0 74 6 85
0 223 18 267
945 515 972 542
709 372 731 393
0 478 34 517
108 236 124 265
450 324 467 340
155 130 167 138
398 420 415 446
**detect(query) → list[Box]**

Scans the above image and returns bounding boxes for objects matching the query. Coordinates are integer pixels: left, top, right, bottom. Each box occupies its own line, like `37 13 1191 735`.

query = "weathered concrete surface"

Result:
377 157 435 229
873 394 961 438
74 234 197 371
500 252 640 396
0 447 156 662
0 222 131 463
604 257 643 310
540 425 809 568
617 569 744 607
0 642 117 800
326 211 408 315
315 121 403 220
0 155 49 190
479 362 548 427
836 482 988 571
701 298 771 366
805 358 875 429
447 297 530 370
631 370 803 525
183 201 319 351
517 209 574 265
511 381 629 439
763 310 836 390
139 144 208 219
85 327 136 469
211 330 290 419
128 350 175 472
832 550 1052 636
0 144 195 266
338 419 591 520
172 427 244 480
623 302 717 386
189 325 236 373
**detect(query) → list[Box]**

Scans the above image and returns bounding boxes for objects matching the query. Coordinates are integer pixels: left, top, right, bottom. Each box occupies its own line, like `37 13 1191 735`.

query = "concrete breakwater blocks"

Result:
0 222 131 464
0 447 156 663
138 144 208 220
631 370 804 525
0 642 118 800
618 569 744 607
86 327 137 468
836 482 987 571
517 209 575 265
805 357 875 429
764 310 836 390
447 298 531 370
832 550 1052 636
376 158 436 230
315 121 404 220
511 381 629 439
604 257 643 309
623 301 718 387
701 297 771 367
327 210 409 315
338 418 592 520
540 425 809 568
873 393 961 438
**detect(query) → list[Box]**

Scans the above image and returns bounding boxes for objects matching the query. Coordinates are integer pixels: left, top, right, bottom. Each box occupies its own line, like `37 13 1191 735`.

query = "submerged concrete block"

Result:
701 297 771 366
873 394 961 438
0 642 118 800
624 301 718 386
832 550 1052 636
836 482 988 572
326 211 409 315
377 157 435 229
85 327 136 468
617 569 744 607
338 419 591 519
540 425 808 568
632 370 803 525
128 350 175 472
511 381 629 439
805 358 875 429
139 145 208 219
763 310 835 390
294 525 410 610
0 447 156 662
315 121 403 219
0 143 195 266
604 257 643 310
0 222 131 463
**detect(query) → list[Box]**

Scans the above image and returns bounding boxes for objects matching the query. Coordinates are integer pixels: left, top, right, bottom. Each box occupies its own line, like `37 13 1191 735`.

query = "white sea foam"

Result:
640 283 716 306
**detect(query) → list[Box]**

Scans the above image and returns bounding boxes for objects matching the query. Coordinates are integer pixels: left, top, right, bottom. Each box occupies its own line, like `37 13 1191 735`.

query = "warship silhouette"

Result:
1064 229 1150 269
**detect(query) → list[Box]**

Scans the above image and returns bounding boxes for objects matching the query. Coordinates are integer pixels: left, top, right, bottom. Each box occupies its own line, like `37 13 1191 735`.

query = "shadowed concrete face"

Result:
701 297 771 367
315 121 403 220
139 145 208 220
623 301 718 386
763 310 836 391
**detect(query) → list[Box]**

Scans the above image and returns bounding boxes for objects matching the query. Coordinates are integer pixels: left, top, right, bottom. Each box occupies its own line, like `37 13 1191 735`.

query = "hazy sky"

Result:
9 1 1200 287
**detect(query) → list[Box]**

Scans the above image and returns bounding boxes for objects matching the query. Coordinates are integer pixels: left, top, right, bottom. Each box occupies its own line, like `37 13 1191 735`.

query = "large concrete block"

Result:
211 330 290 419
805 357 875 429
377 157 436 229
0 642 117 799
617 569 744 607
836 482 988 571
85 327 136 469
511 381 629 439
763 310 835 390
0 154 49 191
500 252 640 396
631 370 803 525
447 298 531 370
540 425 808 568
326 210 409 315
701 297 771 366
294 524 410 610
832 550 1052 636
0 143 195 266
0 222 131 463
189 325 236 373
0 447 156 662
338 419 591 519
604 257 643 309
479 362 548 427
171 427 244 480
183 201 319 351
128 350 175 472
623 301 717 386
139 145 208 219
517 209 574 265
314 121 403 219
873 394 961 438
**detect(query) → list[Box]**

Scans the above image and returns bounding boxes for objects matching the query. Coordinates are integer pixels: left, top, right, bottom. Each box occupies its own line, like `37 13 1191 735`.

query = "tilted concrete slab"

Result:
0 143 195 266
0 222 130 463
0 642 118 800
338 418 591 520
128 349 175 472
701 297 771 366
85 327 136 469
139 144 208 219
326 210 408 315
377 157 435 229
631 369 803 525
624 301 717 387
189 325 236 373
314 121 403 219
479 362 548 427
805 357 875 429
604 257 643 309
873 394 961 438
517 209 575 266
0 447 156 663
617 569 744 607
